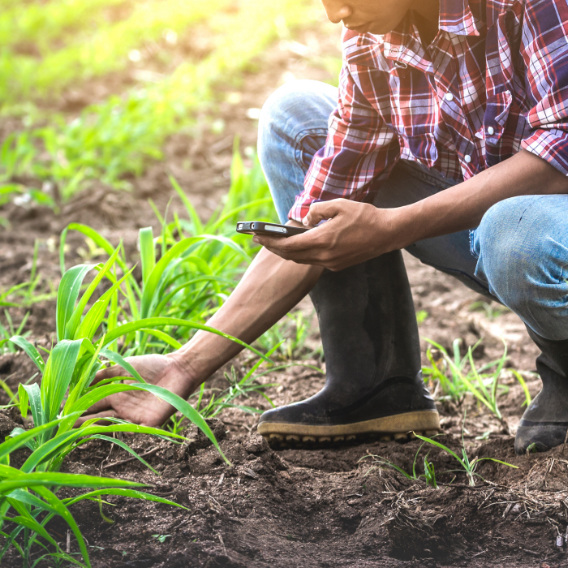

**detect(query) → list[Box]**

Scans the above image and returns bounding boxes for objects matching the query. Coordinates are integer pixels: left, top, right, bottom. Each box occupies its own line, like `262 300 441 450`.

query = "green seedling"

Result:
2 237 274 565
469 300 510 320
416 310 429 324
59 154 276 357
1 0 324 201
0 310 30 354
423 456 437 489
361 442 438 489
423 338 527 421
413 431 518 487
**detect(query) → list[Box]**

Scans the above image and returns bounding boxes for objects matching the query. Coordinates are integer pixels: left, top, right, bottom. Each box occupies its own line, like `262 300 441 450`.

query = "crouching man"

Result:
84 0 568 455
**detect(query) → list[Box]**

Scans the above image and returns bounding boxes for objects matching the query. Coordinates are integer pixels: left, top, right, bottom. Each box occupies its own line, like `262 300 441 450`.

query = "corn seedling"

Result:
422 338 526 421
0 311 31 353
413 432 517 487
1 0 325 200
58 150 277 359
361 442 438 489
469 300 510 320
3 233 273 564
0 425 187 567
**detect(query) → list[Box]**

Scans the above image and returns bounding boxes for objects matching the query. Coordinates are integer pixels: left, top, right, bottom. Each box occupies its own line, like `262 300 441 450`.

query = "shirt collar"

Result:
343 0 485 67
438 0 485 36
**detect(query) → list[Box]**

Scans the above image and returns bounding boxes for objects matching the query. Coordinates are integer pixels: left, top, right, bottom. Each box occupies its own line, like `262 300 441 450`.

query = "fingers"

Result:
93 363 132 385
75 409 118 426
84 397 113 415
304 200 342 228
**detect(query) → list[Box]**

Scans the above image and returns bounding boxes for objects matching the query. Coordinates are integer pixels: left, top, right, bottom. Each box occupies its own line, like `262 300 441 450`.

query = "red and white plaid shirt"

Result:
289 0 568 221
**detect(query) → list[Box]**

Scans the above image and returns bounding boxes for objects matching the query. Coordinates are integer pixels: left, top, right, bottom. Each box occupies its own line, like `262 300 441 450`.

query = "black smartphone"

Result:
236 221 308 238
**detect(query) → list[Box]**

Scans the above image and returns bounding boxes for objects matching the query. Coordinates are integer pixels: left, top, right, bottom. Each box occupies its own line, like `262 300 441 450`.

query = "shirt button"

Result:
445 93 454 101
487 126 495 135
464 154 472 163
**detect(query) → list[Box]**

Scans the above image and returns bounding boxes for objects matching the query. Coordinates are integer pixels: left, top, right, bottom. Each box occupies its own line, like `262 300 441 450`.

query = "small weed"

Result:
414 430 518 486
469 300 510 320
361 442 438 489
422 338 525 422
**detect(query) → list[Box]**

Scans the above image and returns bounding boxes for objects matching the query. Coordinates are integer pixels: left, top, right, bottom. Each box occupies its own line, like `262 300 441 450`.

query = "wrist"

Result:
379 204 421 252
166 349 203 394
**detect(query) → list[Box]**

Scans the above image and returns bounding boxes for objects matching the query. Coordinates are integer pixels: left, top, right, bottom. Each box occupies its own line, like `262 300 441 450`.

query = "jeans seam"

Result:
293 128 329 171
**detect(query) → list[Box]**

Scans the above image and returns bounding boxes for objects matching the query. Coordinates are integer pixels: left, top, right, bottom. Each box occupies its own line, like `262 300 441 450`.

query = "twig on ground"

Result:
102 446 161 470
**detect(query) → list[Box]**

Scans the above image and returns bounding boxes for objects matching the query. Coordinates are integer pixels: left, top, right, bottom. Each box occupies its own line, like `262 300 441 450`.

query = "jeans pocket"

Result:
469 228 480 260
296 130 328 170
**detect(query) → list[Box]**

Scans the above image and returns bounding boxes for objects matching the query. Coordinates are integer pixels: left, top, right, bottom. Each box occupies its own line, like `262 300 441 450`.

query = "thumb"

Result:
304 200 341 228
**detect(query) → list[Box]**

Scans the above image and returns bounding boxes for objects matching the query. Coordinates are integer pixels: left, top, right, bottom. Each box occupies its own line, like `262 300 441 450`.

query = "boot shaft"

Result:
310 250 422 397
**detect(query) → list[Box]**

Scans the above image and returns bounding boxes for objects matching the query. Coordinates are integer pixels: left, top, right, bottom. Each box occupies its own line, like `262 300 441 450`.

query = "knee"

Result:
474 195 568 337
258 80 335 159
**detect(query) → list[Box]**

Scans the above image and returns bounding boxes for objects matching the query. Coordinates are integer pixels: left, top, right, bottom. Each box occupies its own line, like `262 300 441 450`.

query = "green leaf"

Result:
9 336 45 373
0 416 79 462
41 339 86 423
56 264 93 342
89 435 160 475
64 247 121 340
0 466 146 492
170 175 203 235
139 227 155 287
74 268 134 341
413 433 465 468
98 348 147 383
23 383 45 430
101 317 270 363
64 488 187 510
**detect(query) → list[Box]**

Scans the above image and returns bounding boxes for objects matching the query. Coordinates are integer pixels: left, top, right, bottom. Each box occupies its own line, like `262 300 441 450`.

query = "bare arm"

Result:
169 245 323 392
257 150 568 270
83 241 323 426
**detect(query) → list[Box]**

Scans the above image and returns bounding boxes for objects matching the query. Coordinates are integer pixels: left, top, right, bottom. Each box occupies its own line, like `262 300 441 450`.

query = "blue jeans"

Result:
258 80 568 341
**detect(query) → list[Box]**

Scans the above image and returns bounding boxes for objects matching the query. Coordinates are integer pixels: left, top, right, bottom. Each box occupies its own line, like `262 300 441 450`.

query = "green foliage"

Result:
363 431 517 488
58 151 276 356
0 0 231 101
413 431 518 487
1 0 321 201
469 300 510 320
361 442 438 489
422 338 527 420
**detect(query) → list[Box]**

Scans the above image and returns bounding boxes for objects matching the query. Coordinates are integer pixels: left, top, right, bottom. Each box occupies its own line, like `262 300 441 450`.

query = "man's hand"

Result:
254 199 401 271
77 354 193 427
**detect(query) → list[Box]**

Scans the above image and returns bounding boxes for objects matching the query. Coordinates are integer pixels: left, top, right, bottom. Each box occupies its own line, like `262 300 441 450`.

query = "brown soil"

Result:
0 14 561 568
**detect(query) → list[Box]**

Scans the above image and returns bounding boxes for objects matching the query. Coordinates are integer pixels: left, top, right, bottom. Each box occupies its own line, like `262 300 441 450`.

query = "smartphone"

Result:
236 221 308 237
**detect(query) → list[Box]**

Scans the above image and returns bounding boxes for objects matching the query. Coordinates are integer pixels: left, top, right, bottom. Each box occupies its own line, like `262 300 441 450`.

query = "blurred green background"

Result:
0 0 342 209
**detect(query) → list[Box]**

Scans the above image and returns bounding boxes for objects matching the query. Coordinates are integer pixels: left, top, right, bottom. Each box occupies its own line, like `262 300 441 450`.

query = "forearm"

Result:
170 246 323 385
394 150 568 246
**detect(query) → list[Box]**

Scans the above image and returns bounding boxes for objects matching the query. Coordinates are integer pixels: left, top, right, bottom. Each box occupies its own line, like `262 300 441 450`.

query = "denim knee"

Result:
257 80 336 222
473 195 568 340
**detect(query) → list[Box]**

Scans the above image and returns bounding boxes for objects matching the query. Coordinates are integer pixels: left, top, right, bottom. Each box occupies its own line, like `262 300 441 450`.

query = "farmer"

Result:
86 0 568 455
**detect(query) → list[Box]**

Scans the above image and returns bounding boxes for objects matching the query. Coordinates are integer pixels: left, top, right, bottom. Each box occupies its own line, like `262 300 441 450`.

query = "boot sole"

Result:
258 409 440 446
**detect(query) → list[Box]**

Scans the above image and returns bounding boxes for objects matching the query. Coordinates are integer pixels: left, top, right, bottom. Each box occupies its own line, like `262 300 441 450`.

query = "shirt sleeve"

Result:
288 62 400 222
520 0 568 176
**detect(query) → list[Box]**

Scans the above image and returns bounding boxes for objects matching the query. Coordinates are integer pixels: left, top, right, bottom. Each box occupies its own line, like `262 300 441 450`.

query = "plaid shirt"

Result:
289 0 568 221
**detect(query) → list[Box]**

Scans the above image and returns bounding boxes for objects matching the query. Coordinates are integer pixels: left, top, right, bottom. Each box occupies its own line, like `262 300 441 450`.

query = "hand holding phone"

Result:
236 221 308 238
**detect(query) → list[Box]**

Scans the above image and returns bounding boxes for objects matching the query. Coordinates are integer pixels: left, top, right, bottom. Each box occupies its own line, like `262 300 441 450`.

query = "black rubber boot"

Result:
515 329 568 455
257 250 440 445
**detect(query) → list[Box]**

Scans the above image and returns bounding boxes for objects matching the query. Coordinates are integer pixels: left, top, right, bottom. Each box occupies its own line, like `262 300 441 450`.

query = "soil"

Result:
0 13 562 568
